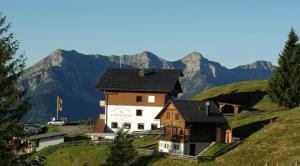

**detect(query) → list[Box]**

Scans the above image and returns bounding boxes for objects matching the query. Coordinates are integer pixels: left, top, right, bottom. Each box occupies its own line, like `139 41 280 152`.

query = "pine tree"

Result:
106 127 136 166
0 14 30 165
268 28 300 108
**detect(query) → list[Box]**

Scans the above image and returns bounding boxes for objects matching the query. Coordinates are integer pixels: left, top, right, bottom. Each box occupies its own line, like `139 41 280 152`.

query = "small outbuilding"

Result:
25 132 65 153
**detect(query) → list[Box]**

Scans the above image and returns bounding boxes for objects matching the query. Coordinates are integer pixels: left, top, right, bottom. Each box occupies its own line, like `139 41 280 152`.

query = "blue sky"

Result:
1 1 300 68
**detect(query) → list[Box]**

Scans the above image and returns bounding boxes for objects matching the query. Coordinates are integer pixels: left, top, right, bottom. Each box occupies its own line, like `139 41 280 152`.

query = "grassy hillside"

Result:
194 80 268 99
44 145 108 166
212 107 300 165
193 80 278 110
39 107 300 166
38 80 300 165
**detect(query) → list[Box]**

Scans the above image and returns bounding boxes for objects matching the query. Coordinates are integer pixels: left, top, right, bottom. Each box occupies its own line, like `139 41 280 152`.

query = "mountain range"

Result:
18 49 273 122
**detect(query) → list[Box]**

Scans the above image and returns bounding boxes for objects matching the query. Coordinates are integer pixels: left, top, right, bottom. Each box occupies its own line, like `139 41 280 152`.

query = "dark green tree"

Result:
106 127 136 166
0 14 30 165
268 28 300 108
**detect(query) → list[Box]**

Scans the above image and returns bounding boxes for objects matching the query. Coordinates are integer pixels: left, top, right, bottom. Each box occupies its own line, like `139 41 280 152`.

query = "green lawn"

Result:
28 144 60 161
44 126 59 133
253 95 278 109
44 145 109 166
201 144 227 156
133 135 157 148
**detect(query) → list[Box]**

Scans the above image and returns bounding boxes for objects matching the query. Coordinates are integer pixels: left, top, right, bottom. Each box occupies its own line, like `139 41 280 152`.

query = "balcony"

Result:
159 134 189 143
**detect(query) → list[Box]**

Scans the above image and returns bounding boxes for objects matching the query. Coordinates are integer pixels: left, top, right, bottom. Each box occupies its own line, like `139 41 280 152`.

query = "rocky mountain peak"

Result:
20 49 274 122
236 60 273 70
182 51 203 62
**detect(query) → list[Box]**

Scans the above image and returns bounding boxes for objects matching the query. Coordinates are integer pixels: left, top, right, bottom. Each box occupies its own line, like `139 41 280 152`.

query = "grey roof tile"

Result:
96 68 183 92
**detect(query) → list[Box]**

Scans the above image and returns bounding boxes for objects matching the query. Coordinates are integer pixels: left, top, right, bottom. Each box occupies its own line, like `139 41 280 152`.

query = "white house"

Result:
95 68 183 133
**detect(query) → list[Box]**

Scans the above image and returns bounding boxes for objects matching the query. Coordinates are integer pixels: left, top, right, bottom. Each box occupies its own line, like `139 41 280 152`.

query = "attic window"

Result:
175 113 179 120
136 96 142 102
148 96 155 103
166 112 170 119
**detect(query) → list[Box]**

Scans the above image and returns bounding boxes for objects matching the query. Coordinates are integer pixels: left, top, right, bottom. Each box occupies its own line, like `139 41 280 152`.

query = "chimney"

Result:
139 68 145 77
205 101 210 115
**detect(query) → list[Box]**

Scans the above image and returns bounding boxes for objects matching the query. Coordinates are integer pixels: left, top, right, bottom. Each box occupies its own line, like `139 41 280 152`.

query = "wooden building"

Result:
155 100 232 156
95 68 183 133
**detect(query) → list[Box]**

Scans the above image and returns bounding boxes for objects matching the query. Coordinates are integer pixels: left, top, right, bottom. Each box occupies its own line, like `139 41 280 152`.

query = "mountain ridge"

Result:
19 49 274 122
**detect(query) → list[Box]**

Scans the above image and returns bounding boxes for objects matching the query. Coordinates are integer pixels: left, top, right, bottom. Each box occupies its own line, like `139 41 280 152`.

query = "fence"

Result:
161 152 198 162
133 129 164 136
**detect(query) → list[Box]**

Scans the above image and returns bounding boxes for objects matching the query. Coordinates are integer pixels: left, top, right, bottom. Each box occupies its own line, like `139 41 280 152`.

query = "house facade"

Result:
96 68 183 133
155 100 232 156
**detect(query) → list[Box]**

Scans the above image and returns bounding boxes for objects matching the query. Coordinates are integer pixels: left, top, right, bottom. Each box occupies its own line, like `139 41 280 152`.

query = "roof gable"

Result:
96 68 183 92
156 100 228 124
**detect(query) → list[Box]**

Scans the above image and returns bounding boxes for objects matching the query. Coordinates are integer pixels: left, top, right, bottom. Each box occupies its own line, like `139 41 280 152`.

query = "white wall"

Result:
36 136 64 151
106 105 162 132
158 140 184 155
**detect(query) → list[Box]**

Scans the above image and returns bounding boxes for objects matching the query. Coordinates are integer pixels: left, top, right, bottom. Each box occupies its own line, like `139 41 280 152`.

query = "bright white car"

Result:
47 120 65 126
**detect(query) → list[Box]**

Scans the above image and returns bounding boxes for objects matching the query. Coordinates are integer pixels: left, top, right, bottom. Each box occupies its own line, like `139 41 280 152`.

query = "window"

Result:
111 122 118 128
148 96 155 103
164 143 167 148
136 96 142 102
151 123 158 130
166 112 170 119
175 113 179 120
173 144 179 150
179 129 183 135
124 123 131 129
138 123 144 130
136 109 142 116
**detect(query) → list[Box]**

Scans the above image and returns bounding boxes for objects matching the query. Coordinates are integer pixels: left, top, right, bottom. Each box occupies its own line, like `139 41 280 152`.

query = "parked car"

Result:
47 119 65 126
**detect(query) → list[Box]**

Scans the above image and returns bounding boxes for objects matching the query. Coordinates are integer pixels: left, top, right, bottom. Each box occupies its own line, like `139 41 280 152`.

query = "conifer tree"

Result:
0 14 30 165
268 28 300 108
106 127 136 166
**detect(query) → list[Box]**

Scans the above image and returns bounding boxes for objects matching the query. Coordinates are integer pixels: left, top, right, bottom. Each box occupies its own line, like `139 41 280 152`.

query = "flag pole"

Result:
57 96 59 120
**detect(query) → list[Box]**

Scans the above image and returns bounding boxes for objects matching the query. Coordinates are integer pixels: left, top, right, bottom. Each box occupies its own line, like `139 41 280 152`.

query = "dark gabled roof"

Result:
156 100 228 124
96 68 183 93
29 132 65 140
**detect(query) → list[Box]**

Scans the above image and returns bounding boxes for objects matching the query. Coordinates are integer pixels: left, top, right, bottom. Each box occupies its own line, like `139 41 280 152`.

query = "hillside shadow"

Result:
233 117 277 139
207 90 266 111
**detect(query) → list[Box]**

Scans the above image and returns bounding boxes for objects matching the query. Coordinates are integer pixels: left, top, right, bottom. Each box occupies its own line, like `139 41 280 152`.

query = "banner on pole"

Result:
57 96 63 112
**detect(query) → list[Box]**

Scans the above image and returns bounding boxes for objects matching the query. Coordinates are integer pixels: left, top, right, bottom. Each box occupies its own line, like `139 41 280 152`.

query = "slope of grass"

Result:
193 80 280 111
41 106 300 166
193 80 268 100
213 107 300 166
139 107 300 166
44 145 109 166
133 135 157 148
